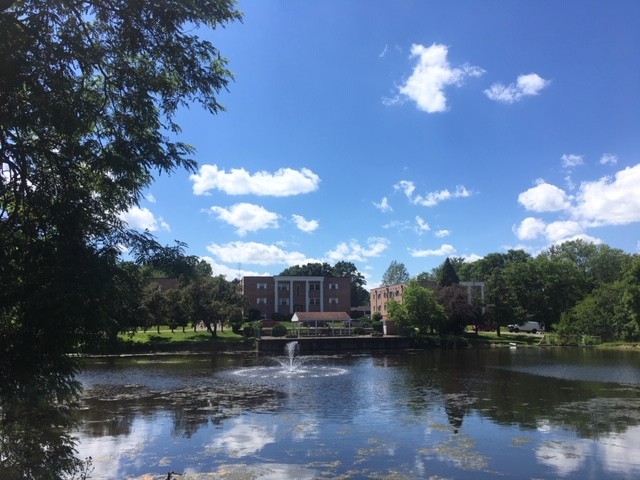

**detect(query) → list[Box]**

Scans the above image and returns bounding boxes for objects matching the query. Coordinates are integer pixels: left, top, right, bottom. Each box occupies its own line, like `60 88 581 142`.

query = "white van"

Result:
508 321 542 333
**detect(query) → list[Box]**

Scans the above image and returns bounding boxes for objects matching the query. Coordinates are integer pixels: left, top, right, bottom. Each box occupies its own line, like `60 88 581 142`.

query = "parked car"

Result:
344 319 370 328
508 321 542 333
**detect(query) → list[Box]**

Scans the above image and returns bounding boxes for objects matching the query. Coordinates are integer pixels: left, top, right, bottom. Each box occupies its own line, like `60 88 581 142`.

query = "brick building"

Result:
370 281 485 320
240 275 351 319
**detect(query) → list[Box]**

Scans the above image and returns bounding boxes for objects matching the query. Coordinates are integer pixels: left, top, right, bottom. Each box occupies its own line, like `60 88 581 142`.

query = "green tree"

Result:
436 285 473 334
381 260 410 286
438 257 460 287
333 260 369 307
0 0 241 476
388 280 447 335
279 262 334 276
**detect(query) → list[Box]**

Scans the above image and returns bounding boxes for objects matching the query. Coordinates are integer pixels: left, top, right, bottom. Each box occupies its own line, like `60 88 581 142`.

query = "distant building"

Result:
370 281 485 320
240 275 351 320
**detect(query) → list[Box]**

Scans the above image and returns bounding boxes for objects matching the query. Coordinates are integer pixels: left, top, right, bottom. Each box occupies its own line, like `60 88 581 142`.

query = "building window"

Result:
257 298 267 305
309 298 320 305
329 283 339 290
309 283 320 291
278 298 289 306
329 297 339 304
277 283 289 291
257 282 267 290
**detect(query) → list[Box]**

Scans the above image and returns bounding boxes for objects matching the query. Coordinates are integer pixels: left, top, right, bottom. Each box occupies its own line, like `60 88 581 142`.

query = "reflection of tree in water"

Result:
77 383 286 439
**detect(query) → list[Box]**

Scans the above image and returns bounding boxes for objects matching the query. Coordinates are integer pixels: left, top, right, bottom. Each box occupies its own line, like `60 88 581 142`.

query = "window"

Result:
277 283 289 291
278 298 289 306
256 298 267 305
309 283 320 291
329 283 339 290
309 298 320 305
257 282 267 290
329 297 339 304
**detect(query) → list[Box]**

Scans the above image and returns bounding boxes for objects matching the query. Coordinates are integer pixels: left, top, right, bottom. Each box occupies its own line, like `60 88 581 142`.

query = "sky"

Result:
119 0 640 288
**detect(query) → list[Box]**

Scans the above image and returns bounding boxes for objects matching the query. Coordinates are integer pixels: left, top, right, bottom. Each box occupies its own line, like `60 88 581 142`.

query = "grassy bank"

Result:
112 327 253 354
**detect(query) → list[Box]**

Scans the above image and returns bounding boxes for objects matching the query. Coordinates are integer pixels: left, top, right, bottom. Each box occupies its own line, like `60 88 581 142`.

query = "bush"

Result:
353 327 365 335
372 321 383 333
271 323 288 337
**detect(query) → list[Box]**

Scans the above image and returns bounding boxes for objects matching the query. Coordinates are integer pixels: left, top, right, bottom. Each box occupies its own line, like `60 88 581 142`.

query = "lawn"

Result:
119 327 244 345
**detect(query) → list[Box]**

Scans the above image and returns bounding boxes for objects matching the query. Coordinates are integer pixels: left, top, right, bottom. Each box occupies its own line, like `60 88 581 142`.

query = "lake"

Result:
75 346 640 479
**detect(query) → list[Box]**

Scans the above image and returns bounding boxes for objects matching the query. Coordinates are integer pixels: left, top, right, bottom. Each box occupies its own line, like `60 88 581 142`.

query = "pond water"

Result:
75 346 640 479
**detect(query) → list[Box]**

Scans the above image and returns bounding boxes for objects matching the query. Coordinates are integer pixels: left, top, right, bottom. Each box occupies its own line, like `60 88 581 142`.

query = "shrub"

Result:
372 321 383 333
353 327 365 335
271 323 288 337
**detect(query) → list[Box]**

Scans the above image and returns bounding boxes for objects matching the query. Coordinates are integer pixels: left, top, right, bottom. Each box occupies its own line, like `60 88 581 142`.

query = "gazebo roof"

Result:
292 311 351 323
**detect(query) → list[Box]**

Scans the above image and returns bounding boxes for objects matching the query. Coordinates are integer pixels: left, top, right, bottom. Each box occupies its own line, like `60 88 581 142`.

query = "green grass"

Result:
119 327 243 345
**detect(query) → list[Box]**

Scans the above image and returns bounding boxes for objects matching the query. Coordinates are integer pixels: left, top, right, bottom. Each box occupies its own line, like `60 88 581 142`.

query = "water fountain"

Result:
233 341 347 379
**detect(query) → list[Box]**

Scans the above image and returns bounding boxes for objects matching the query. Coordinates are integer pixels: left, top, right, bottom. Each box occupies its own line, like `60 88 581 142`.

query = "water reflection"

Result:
74 349 640 479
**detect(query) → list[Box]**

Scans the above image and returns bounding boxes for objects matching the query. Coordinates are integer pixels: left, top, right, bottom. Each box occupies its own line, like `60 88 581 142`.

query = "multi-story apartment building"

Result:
370 281 485 320
240 275 351 319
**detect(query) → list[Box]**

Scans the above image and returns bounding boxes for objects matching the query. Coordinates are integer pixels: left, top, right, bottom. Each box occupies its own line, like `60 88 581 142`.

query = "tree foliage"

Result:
388 280 447 336
381 260 410 286
0 0 241 476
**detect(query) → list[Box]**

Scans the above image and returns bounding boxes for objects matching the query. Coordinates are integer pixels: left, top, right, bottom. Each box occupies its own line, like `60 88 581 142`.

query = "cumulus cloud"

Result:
409 244 456 257
373 196 393 212
291 214 319 233
435 229 451 238
561 154 584 169
386 43 484 113
515 163 640 245
484 73 550 103
191 164 320 196
514 217 546 241
600 153 618 165
573 164 640 226
326 237 390 262
119 206 170 232
518 180 571 212
208 202 279 236
206 241 317 266
395 180 472 207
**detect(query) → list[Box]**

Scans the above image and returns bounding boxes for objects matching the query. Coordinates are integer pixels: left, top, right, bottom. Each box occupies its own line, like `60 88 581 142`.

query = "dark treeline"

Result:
418 240 640 341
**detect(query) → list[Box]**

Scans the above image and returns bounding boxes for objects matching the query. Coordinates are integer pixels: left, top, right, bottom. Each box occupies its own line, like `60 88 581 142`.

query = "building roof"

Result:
292 311 351 322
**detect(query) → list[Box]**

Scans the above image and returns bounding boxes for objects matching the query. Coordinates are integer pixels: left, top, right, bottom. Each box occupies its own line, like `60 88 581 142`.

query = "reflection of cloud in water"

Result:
74 419 161 479
210 419 277 457
201 463 317 479
537 426 640 478
600 425 640 476
291 416 319 440
536 439 591 477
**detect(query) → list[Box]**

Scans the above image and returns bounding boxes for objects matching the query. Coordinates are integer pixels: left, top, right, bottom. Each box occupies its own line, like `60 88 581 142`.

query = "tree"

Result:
436 285 474 334
279 262 334 277
183 275 243 337
333 260 369 307
388 280 447 335
0 0 241 476
381 260 410 286
438 257 460 287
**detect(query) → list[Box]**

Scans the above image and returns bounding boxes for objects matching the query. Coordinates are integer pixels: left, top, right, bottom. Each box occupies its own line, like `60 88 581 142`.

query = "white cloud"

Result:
389 43 484 113
544 220 585 243
291 214 319 233
395 180 472 207
415 216 430 234
600 153 618 165
145 193 156 203
191 164 320 196
573 164 640 226
119 206 170 232
561 154 584 169
435 229 451 238
199 256 270 280
208 202 279 236
514 217 546 241
326 237 390 262
409 244 456 257
379 44 388 58
373 196 393 212
206 241 317 266
210 419 276 458
484 73 550 103
518 180 571 212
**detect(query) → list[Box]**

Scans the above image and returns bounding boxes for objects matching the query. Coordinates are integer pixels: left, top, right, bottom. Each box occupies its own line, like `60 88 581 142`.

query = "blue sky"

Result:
119 0 640 288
